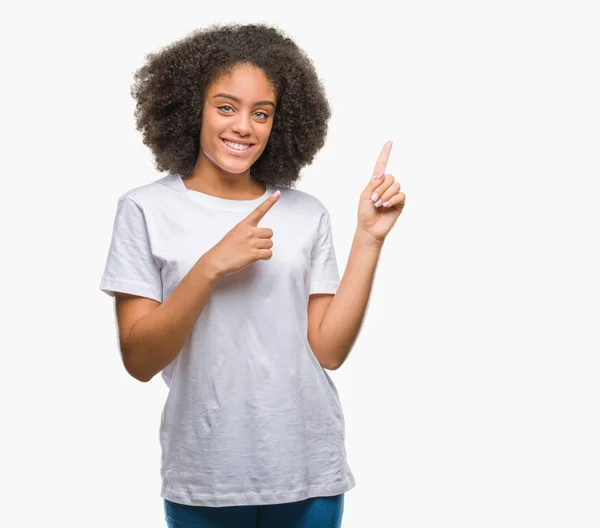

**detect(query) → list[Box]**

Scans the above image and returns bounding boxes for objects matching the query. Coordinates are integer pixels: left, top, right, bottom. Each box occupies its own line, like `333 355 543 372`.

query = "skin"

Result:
358 140 406 242
182 63 277 200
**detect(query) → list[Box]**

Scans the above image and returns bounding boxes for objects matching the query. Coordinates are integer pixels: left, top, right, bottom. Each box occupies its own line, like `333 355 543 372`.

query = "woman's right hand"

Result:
204 189 281 279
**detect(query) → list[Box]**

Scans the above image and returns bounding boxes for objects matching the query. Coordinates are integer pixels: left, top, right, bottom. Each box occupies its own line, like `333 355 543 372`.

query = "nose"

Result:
231 115 252 137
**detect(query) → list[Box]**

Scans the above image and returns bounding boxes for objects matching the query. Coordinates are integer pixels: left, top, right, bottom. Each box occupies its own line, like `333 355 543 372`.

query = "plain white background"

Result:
2 1 598 526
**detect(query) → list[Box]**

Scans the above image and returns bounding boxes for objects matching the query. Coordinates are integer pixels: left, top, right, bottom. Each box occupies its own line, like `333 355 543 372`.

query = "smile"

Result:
221 139 256 156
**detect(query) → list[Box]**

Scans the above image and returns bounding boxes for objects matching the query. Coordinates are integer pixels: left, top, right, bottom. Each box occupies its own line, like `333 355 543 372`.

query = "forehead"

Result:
207 64 276 100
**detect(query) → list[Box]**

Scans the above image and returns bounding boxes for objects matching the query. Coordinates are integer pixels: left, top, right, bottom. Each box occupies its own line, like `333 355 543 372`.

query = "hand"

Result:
205 190 281 278
357 141 406 244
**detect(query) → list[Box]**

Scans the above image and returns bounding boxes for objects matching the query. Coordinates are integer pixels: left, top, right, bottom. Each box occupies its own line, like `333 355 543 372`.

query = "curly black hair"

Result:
130 23 331 189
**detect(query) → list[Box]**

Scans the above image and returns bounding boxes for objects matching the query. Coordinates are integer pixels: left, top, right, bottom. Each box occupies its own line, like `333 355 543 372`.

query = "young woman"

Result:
100 23 406 528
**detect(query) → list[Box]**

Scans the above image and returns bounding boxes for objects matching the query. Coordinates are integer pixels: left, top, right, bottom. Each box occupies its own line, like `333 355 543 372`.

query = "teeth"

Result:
224 140 251 151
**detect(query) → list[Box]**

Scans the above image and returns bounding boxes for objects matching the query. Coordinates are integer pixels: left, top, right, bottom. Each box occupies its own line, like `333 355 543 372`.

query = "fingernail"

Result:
273 190 280 197
371 192 379 202
382 201 390 207
374 199 382 208
377 171 384 180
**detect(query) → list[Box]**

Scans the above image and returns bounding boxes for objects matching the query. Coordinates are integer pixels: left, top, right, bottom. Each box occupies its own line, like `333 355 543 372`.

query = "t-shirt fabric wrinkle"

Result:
100 173 355 507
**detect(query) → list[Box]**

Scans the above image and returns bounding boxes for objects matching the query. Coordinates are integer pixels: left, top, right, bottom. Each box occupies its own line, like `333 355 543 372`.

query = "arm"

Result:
308 228 383 370
118 191 281 383
308 140 406 370
119 254 219 382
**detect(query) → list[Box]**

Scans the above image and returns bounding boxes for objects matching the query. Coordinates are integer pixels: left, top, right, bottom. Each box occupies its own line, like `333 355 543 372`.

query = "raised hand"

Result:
357 141 406 244
205 190 281 278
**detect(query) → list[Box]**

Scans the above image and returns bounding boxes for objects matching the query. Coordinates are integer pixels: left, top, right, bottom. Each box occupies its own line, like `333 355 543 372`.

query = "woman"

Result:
100 23 406 528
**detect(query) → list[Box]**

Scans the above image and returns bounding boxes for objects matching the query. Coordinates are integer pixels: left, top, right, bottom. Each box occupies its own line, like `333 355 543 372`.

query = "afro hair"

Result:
130 23 331 188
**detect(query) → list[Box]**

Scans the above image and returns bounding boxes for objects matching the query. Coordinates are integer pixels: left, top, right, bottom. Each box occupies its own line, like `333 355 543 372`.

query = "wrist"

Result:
355 228 385 250
197 252 222 284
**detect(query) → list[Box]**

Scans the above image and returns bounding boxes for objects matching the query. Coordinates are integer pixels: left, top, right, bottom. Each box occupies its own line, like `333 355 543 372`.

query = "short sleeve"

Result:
99 196 163 302
309 209 341 295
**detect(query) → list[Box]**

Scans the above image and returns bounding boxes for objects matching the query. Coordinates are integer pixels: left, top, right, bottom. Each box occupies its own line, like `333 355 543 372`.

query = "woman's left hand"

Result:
357 141 406 245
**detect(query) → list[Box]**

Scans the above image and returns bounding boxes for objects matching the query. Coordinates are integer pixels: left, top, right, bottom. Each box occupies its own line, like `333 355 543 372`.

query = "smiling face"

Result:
198 63 277 177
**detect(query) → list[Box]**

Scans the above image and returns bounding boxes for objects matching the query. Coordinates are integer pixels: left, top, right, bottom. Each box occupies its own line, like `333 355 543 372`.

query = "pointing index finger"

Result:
372 140 393 179
245 189 281 225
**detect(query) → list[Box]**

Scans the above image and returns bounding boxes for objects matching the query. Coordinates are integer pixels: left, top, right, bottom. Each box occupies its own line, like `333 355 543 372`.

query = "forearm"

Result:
123 254 220 382
317 228 384 369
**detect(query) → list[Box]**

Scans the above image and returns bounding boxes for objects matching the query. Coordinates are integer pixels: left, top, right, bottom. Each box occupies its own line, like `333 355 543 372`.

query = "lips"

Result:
221 138 256 156
222 138 255 146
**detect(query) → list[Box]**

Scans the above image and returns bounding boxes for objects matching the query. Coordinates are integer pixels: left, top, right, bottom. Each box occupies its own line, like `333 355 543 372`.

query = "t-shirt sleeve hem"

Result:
100 279 162 303
309 281 339 295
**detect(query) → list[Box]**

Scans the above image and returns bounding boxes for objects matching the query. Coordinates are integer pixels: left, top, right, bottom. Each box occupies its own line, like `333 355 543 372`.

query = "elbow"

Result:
124 361 151 383
311 342 342 371
320 354 341 371
326 360 341 371
121 345 152 383
325 349 347 371
134 371 152 383
308 332 343 370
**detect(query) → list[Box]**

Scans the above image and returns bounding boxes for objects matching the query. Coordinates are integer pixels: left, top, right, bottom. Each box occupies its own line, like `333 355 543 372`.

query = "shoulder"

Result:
118 174 175 209
277 186 331 218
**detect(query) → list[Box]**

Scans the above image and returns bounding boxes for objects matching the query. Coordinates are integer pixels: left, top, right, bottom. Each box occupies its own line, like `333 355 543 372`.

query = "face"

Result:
198 63 277 176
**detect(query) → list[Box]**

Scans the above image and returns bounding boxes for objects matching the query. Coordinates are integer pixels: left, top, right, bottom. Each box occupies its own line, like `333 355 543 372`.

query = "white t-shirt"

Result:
100 173 356 507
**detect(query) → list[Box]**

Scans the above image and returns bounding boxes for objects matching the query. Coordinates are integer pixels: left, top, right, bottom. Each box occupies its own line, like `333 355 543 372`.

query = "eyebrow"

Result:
212 93 276 108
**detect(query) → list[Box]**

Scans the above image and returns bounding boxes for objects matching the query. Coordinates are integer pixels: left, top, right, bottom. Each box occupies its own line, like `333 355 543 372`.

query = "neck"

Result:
185 151 266 199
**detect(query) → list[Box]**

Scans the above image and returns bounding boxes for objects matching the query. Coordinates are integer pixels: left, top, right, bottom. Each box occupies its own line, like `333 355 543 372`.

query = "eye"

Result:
217 105 269 120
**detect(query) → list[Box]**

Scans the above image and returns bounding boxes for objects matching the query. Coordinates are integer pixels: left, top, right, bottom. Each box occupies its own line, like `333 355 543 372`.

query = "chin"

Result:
201 151 248 175
218 158 253 175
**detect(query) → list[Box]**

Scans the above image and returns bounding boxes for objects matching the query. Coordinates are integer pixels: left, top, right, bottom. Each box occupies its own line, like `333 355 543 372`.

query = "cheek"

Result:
261 122 274 143
199 120 224 149
200 112 226 136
